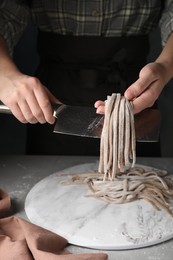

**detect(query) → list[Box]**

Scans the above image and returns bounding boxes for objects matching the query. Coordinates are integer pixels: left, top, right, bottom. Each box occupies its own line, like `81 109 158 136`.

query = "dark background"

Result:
0 21 173 156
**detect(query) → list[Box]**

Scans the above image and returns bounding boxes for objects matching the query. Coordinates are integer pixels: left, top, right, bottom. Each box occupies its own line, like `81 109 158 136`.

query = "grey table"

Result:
0 155 173 260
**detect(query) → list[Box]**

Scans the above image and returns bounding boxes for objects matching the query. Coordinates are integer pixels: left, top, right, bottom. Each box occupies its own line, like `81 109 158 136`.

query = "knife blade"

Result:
0 103 161 142
53 104 161 142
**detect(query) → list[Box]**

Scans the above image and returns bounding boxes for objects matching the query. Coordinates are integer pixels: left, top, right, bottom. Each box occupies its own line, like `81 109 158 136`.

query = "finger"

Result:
131 85 158 114
18 99 41 124
9 104 28 124
33 86 55 124
125 76 156 101
23 91 48 124
94 100 105 108
96 105 105 114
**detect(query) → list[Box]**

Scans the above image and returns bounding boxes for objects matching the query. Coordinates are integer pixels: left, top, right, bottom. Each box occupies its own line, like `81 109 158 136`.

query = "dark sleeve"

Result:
0 0 30 54
160 0 173 46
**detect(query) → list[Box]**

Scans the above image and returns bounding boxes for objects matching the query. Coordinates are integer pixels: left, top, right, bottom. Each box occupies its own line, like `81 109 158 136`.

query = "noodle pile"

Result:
65 93 173 216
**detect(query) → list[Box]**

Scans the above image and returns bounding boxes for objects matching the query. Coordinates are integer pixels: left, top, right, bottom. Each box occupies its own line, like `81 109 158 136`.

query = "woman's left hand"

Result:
124 62 169 114
95 62 170 114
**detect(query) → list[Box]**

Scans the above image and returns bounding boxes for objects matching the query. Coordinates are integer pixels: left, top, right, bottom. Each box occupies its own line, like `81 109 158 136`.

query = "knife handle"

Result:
0 104 12 114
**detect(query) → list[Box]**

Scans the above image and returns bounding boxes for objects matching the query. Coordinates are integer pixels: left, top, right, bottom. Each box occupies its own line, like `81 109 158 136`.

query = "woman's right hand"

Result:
0 71 61 124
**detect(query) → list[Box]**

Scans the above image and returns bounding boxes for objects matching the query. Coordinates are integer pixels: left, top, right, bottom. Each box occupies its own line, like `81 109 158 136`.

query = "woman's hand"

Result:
124 62 170 114
0 72 61 124
95 62 171 115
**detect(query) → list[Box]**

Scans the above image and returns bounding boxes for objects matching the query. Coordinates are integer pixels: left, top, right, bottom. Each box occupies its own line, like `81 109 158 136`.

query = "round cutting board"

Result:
25 162 173 250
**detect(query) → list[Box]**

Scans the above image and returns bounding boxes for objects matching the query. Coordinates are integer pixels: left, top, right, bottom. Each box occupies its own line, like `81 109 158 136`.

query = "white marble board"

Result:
25 162 173 250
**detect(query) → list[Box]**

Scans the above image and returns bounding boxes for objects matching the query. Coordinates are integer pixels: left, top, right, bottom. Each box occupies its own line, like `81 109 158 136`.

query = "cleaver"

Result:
53 104 161 142
0 103 161 142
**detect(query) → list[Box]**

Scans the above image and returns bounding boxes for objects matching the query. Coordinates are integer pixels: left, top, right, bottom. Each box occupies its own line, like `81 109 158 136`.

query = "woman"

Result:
0 0 173 155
